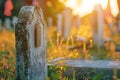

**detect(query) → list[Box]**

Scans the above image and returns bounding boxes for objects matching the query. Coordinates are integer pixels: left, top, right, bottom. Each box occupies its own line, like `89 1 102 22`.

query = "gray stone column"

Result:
63 8 72 39
75 15 81 28
95 4 104 47
15 6 47 80
118 13 120 31
5 18 11 30
47 17 53 27
57 13 62 35
0 19 2 30
12 16 18 29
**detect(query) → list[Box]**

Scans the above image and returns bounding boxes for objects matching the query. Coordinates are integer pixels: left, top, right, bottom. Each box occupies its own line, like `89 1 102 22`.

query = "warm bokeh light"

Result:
110 0 119 17
64 0 119 17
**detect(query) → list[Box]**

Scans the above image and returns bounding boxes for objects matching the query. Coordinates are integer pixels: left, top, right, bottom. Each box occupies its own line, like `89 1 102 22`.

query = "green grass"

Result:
88 45 108 60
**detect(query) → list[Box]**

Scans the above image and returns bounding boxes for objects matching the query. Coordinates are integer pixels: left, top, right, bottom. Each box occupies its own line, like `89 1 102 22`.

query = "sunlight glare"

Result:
110 0 119 17
64 0 119 17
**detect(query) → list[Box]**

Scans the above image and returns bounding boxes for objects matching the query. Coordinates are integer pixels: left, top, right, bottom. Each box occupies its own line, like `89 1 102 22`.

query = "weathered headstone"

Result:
117 0 120 32
95 4 104 47
49 59 120 80
47 17 53 27
49 59 120 69
91 9 98 43
63 8 72 39
5 18 11 29
118 13 120 31
57 13 62 35
12 16 18 29
0 19 2 30
75 15 81 28
15 6 47 80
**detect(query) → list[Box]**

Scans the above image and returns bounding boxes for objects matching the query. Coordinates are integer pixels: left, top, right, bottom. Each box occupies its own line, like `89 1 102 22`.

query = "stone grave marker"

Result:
75 15 81 28
118 13 120 32
94 4 104 47
12 16 18 29
5 18 11 30
15 6 47 80
57 13 62 35
48 58 120 80
47 17 53 27
0 19 2 30
49 59 120 69
63 8 72 39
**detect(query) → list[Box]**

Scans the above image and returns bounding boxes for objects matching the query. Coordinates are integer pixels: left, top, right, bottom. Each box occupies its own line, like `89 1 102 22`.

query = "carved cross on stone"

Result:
15 6 47 80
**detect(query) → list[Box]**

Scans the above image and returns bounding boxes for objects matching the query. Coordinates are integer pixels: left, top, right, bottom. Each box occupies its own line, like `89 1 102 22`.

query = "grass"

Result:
88 45 108 59
0 27 120 79
0 29 16 80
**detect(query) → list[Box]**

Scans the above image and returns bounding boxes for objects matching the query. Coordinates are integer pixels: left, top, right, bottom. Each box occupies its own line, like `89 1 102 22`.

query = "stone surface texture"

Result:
15 6 46 80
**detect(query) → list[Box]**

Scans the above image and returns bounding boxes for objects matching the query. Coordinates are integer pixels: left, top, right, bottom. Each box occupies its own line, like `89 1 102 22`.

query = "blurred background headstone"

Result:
57 13 62 35
5 18 11 30
0 19 2 30
95 4 104 47
75 15 81 28
47 17 53 27
12 16 18 29
117 0 120 32
62 8 73 39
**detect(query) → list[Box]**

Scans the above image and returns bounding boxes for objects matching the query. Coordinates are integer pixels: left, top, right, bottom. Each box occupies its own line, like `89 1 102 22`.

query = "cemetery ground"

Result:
1 25 120 80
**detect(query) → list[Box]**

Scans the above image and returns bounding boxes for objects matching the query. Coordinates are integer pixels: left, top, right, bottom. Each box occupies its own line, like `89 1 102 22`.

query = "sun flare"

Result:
64 0 119 17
